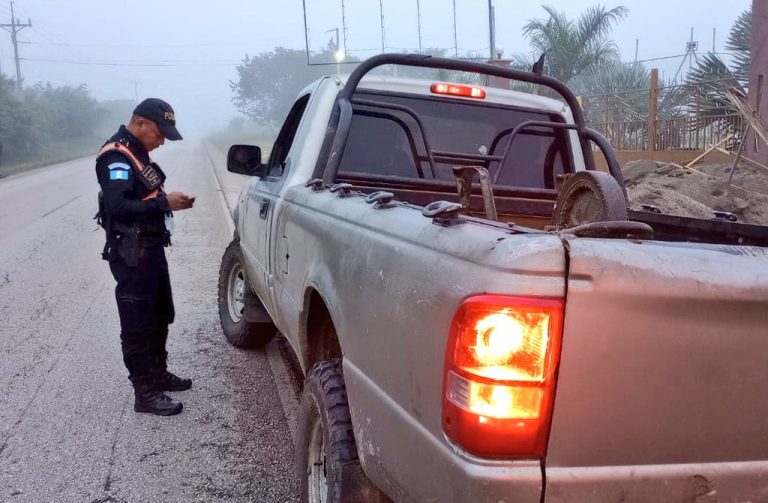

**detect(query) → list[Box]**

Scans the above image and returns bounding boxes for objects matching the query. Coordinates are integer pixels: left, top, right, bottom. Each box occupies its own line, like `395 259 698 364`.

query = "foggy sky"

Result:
0 0 751 138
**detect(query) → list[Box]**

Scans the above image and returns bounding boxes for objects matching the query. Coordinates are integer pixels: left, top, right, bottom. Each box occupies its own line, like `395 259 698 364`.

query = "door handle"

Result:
259 199 270 219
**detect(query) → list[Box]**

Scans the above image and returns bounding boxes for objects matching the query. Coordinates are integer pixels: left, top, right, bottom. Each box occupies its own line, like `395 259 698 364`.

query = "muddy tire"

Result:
218 239 275 348
297 359 389 503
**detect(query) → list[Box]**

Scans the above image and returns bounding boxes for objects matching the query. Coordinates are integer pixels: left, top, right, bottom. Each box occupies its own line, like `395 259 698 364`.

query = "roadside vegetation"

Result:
0 75 133 177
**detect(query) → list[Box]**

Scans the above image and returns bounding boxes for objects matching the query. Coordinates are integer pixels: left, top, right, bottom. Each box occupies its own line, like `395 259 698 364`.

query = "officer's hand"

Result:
167 192 194 211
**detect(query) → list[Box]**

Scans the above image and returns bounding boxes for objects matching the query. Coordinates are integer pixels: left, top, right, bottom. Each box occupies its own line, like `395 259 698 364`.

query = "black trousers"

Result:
109 243 175 384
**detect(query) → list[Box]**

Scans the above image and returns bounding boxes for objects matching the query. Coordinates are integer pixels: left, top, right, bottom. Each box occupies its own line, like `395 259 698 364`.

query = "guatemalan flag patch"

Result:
108 162 130 181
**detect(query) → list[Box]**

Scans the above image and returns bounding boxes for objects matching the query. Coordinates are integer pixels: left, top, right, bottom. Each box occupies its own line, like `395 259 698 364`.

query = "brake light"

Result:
442 295 564 458
430 83 486 99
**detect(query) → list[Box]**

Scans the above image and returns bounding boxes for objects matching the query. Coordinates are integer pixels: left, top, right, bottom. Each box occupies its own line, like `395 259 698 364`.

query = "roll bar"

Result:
311 53 614 187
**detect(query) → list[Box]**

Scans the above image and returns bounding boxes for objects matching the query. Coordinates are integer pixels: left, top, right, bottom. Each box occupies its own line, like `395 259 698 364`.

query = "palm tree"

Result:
513 5 629 84
569 62 688 149
687 8 751 117
685 8 751 145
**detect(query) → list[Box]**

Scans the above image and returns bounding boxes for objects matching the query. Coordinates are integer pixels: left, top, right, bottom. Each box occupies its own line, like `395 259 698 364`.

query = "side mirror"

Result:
227 144 267 176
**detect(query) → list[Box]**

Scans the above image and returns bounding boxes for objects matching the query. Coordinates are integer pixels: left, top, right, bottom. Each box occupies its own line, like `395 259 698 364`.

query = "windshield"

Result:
338 91 572 189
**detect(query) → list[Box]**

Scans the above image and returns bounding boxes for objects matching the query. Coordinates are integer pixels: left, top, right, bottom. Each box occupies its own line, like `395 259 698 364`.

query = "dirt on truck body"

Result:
218 54 768 502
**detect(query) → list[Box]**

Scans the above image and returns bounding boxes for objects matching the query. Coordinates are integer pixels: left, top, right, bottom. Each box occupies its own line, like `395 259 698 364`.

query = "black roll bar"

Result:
312 53 605 186
494 120 625 189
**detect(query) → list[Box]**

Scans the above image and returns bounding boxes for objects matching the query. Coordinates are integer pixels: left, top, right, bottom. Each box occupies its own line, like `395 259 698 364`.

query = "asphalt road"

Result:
0 141 300 502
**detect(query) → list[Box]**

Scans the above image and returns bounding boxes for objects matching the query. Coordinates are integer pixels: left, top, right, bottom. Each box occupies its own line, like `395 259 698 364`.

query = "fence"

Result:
582 70 747 157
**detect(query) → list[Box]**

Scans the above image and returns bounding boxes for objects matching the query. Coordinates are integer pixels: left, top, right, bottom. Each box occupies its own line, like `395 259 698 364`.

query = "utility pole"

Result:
634 39 639 64
488 0 495 60
452 0 458 57
325 28 339 51
325 28 341 72
0 1 32 89
416 0 422 54
379 0 386 52
132 81 140 104
671 28 698 85
340 0 348 59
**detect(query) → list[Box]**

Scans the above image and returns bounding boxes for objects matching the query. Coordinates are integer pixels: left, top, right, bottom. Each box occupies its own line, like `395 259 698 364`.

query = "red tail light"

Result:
442 295 564 458
430 82 486 99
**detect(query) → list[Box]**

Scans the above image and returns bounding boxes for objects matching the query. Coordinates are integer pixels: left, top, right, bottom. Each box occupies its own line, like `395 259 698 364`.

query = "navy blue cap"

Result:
133 98 182 141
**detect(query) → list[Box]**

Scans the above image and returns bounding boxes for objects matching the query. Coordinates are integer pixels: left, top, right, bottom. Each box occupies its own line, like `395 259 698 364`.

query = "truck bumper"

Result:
545 461 768 502
344 359 543 503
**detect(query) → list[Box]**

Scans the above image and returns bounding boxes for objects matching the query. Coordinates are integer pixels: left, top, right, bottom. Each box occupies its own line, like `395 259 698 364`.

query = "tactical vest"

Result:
95 141 170 262
96 142 164 199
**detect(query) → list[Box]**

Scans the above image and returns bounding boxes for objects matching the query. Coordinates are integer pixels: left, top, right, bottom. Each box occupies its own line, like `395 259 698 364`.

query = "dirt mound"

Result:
622 159 768 225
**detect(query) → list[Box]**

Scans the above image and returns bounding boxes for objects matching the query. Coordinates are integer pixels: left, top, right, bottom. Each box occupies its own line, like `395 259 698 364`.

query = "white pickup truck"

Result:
217 54 768 502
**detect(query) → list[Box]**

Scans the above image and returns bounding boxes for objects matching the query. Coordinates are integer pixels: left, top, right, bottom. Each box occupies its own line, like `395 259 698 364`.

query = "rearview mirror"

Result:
227 145 267 176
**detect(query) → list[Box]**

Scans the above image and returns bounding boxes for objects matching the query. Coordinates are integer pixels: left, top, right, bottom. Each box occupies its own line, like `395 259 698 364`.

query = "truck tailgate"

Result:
545 238 768 500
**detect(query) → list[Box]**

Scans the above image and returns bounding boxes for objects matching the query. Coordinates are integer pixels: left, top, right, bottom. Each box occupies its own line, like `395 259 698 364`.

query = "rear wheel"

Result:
297 359 389 503
218 239 275 348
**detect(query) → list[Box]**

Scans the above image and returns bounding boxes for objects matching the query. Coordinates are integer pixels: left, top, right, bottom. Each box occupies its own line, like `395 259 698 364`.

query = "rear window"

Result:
338 91 573 189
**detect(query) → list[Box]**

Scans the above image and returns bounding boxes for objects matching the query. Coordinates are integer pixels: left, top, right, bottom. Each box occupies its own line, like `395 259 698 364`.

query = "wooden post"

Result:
695 84 701 148
648 68 659 160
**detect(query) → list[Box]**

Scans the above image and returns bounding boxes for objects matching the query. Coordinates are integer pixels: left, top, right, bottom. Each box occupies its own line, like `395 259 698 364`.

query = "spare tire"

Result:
553 171 628 230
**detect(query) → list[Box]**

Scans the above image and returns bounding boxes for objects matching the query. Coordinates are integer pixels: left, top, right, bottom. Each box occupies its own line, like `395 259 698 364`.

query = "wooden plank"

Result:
684 133 735 167
716 146 768 172
726 88 768 146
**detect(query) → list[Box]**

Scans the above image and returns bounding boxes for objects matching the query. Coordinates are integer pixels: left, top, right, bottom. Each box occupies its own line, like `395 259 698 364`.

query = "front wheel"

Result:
217 239 275 348
297 359 389 503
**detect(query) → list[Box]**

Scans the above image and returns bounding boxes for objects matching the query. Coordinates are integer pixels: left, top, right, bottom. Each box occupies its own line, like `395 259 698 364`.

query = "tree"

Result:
231 43 358 128
570 62 688 149
686 8 751 120
0 75 35 161
23 83 106 141
513 5 628 84
0 77 107 167
571 62 687 121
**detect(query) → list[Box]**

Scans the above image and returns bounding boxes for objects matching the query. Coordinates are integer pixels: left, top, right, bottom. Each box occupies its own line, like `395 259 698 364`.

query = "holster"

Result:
116 225 141 268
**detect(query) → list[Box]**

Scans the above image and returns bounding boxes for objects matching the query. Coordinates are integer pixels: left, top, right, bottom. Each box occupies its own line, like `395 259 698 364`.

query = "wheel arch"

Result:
299 284 343 375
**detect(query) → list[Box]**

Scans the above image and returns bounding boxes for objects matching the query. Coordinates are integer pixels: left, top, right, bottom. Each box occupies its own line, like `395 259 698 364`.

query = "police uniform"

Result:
96 98 190 416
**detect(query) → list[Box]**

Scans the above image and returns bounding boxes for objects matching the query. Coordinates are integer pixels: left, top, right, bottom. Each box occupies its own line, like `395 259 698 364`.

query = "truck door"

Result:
242 94 310 311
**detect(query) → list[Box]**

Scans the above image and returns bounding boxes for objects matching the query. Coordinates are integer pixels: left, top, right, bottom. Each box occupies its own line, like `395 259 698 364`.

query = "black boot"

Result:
132 379 183 416
155 370 192 391
153 351 192 391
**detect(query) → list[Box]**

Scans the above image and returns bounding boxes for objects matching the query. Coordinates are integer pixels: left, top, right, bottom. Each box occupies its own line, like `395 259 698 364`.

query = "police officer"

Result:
96 98 194 416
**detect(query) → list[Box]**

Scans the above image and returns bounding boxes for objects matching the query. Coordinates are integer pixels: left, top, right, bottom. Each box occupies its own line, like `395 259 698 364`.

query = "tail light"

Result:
430 82 486 99
442 295 564 458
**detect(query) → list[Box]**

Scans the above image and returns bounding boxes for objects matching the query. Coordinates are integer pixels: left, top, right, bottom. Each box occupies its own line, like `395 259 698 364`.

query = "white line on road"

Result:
201 140 299 446
201 141 235 237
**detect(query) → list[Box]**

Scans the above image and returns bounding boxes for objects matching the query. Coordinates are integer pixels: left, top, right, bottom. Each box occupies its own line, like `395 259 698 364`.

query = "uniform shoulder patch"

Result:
108 162 131 181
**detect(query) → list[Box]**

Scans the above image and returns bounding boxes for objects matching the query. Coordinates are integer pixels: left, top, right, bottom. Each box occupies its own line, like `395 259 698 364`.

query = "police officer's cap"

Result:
133 98 183 141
